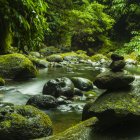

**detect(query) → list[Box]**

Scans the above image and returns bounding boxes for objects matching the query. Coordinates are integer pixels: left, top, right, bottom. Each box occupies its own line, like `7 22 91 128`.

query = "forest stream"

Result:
0 63 140 136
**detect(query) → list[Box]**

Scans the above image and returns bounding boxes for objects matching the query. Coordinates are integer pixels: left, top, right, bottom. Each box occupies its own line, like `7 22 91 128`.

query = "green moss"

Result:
28 55 49 68
60 51 89 60
90 54 108 62
0 77 5 86
124 52 139 61
76 50 87 54
0 53 38 79
90 91 140 115
84 91 97 96
0 105 53 139
47 54 63 62
40 117 98 140
40 46 61 56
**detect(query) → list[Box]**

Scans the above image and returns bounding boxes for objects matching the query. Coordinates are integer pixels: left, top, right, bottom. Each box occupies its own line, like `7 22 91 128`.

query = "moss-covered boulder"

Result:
71 77 93 91
60 52 89 61
26 95 58 109
0 53 38 79
28 56 49 68
82 81 140 129
38 117 98 140
0 105 53 139
0 77 5 86
47 54 63 62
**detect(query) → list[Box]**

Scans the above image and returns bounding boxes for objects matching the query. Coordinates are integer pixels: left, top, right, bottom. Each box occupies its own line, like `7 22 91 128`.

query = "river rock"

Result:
93 71 135 90
82 83 140 130
74 88 83 96
47 54 63 62
35 59 49 68
0 105 53 139
71 77 93 91
63 56 79 62
29 56 49 68
30 51 41 58
43 77 75 98
26 95 58 109
0 53 38 80
111 54 124 61
110 60 126 72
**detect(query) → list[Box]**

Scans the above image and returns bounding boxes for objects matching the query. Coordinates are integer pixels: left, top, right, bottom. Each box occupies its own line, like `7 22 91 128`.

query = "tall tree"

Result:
0 0 47 54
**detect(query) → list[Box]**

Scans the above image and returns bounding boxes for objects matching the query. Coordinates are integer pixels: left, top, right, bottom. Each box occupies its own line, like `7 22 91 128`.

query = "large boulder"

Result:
26 95 58 109
47 54 63 62
82 80 140 129
93 71 135 90
0 77 5 86
43 77 75 98
71 77 93 91
0 53 38 79
0 105 53 139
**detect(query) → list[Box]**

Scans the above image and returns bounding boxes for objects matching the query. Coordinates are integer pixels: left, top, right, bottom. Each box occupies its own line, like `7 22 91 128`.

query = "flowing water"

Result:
0 63 140 136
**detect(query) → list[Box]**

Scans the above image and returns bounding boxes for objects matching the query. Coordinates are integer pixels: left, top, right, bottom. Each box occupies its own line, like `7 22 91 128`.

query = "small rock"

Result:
26 95 58 109
47 54 63 62
111 54 124 61
110 60 126 72
71 77 93 91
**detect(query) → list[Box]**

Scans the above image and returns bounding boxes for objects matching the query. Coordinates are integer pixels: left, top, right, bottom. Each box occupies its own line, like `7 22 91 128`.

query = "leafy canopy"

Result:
0 0 47 51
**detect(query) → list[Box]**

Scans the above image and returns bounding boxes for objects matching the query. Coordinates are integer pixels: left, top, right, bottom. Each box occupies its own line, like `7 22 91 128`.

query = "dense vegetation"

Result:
0 0 140 55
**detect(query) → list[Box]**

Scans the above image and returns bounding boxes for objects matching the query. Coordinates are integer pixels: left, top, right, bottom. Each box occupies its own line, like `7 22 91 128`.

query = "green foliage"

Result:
0 0 47 52
115 31 140 54
45 0 114 50
124 31 140 53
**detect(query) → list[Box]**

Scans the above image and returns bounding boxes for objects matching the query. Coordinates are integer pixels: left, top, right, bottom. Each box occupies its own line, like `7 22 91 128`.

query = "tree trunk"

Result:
0 21 12 55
